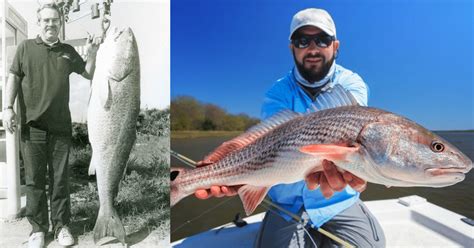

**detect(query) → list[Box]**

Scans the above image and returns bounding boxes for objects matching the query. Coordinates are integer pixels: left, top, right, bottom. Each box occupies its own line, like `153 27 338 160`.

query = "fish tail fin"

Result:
170 167 191 206
93 207 126 245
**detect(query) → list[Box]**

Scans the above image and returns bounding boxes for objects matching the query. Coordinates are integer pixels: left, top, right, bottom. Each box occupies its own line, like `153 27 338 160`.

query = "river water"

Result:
170 131 474 242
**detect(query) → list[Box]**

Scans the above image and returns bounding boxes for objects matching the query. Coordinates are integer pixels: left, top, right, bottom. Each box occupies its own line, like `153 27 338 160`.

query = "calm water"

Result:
170 131 474 242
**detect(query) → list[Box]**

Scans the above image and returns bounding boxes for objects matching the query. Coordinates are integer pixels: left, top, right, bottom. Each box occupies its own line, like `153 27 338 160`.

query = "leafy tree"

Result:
171 95 259 131
171 96 205 130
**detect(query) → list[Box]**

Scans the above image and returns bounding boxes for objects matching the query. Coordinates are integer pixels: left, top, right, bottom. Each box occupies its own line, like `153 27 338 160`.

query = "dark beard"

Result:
293 49 335 83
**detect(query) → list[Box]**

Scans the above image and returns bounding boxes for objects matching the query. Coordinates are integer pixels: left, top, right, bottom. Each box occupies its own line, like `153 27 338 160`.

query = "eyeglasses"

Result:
40 18 61 25
291 34 335 49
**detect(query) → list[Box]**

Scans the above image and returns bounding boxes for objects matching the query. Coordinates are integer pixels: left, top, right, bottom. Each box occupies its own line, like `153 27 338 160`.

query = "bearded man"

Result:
195 8 386 248
255 8 385 247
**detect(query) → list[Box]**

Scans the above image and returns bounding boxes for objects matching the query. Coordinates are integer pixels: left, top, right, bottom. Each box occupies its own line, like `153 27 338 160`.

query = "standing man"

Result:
2 3 100 248
195 8 385 248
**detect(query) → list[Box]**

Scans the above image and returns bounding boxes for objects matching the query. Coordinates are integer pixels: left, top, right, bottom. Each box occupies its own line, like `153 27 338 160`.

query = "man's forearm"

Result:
5 73 20 108
83 54 97 80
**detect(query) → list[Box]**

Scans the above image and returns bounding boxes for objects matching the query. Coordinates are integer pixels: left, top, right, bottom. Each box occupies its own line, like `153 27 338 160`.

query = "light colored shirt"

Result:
261 64 369 227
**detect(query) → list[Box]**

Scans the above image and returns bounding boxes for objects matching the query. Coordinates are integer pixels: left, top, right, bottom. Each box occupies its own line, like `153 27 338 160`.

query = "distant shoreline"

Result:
171 130 243 139
434 130 474 133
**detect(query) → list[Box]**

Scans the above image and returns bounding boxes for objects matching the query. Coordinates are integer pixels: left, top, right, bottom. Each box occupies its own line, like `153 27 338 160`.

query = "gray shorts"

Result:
254 199 385 248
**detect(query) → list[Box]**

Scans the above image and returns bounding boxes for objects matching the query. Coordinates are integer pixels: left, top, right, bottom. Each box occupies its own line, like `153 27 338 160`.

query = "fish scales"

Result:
87 27 140 245
171 105 472 215
175 107 380 195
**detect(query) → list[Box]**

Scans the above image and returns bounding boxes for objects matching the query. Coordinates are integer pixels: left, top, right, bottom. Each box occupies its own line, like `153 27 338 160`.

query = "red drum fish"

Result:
88 27 140 245
171 106 472 216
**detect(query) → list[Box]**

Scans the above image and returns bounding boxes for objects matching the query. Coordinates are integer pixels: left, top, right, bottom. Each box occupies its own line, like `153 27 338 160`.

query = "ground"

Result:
0 126 170 247
0 217 170 247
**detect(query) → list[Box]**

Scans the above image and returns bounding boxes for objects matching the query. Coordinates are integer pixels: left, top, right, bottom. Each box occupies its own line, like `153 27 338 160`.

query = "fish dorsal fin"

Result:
203 110 301 163
237 185 269 216
309 84 359 112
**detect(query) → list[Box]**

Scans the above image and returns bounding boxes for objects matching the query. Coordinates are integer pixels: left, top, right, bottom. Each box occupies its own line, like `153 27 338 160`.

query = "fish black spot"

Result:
170 170 180 181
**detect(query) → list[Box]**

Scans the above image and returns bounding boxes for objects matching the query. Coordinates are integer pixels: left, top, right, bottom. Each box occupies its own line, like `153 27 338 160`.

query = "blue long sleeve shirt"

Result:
261 65 369 227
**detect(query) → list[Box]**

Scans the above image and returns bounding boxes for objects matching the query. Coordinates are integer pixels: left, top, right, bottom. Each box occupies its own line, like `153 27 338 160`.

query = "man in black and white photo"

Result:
2 3 100 247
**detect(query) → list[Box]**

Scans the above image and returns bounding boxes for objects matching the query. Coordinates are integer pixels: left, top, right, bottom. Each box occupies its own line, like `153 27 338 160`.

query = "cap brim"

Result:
289 23 335 40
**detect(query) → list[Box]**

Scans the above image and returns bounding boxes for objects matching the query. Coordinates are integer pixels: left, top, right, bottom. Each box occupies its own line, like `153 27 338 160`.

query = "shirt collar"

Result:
35 35 60 47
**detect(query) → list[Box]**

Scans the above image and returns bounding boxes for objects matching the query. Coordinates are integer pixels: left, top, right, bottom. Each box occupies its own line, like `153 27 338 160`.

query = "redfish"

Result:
171 106 472 215
88 27 140 245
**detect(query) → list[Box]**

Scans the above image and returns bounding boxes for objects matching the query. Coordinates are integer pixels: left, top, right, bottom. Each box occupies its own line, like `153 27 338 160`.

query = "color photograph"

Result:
170 0 473 247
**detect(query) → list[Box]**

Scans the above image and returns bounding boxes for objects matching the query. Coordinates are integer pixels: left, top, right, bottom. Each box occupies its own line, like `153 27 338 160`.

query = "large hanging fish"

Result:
88 27 140 245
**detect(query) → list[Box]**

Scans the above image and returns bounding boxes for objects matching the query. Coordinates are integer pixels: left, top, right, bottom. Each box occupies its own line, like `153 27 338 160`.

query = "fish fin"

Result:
299 144 360 161
237 185 269 216
309 84 359 112
88 155 97 175
93 207 126 245
170 167 192 206
87 80 92 106
204 110 302 162
98 79 112 109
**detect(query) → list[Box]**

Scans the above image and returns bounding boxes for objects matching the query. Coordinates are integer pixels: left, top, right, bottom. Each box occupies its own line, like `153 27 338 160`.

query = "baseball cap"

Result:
289 8 337 40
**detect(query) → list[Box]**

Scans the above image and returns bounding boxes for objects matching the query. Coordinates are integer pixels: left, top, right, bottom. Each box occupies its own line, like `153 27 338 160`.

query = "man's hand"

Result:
195 185 241 199
306 159 367 198
84 34 102 57
2 108 17 134
194 160 242 199
82 34 102 80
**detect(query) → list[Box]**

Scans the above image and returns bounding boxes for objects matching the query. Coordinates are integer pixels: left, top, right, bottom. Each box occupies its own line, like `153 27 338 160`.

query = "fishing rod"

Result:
170 149 354 248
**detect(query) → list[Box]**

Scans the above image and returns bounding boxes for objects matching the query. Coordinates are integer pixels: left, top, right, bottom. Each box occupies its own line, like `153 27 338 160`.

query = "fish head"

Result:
100 26 139 81
358 113 472 187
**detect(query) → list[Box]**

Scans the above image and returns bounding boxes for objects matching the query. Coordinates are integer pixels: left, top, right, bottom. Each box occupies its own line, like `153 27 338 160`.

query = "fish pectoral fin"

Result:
99 79 112 109
299 144 360 161
237 185 269 216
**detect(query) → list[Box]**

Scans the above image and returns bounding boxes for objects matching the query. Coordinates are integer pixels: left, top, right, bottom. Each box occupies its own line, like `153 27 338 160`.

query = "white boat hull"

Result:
172 195 474 248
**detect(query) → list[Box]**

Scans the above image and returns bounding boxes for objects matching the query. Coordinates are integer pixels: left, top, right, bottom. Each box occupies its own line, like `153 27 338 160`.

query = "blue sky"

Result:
171 0 473 131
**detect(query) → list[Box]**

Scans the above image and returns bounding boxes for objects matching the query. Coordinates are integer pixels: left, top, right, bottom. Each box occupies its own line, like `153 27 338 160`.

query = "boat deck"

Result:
172 195 474 247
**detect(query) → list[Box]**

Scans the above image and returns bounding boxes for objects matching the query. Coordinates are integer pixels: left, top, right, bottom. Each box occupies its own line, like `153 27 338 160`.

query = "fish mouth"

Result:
109 27 133 42
425 167 470 176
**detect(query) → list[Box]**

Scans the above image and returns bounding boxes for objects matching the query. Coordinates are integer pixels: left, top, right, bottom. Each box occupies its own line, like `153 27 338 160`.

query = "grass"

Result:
68 133 170 241
171 130 242 139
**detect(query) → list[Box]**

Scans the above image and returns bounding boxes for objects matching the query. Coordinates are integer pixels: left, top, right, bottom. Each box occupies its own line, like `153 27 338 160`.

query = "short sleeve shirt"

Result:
10 36 85 135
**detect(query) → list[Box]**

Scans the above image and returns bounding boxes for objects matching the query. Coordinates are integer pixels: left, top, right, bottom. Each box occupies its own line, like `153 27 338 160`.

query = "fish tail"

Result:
170 167 191 206
93 207 126 245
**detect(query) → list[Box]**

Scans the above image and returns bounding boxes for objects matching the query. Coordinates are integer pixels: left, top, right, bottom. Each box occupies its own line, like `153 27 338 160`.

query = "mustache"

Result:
304 54 324 60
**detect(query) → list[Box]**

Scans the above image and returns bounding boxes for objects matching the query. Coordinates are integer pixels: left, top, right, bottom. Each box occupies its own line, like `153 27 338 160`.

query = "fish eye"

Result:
430 141 445 153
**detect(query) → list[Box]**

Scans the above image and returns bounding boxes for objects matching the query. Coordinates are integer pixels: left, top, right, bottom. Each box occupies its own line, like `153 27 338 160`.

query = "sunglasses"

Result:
291 34 335 49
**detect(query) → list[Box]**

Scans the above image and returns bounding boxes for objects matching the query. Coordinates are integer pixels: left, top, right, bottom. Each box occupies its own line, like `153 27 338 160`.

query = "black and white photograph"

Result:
0 0 170 247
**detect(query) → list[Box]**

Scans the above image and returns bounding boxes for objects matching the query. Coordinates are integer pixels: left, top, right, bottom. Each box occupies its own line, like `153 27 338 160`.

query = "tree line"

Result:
171 96 259 131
